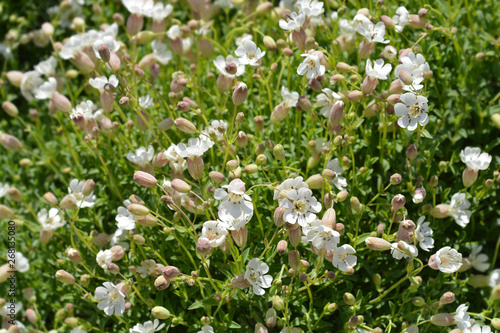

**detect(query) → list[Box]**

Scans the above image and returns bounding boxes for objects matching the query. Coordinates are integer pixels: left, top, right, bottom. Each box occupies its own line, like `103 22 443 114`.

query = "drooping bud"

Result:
430 204 450 218
288 250 300 270
365 237 392 251
174 117 197 133
134 171 158 187
231 227 248 247
306 174 323 189
196 237 212 255
232 82 248 106
265 308 277 328
274 206 285 227
390 173 402 185
343 292 355 305
399 70 414 86
329 101 344 127
1 133 23 151
430 313 455 327
56 270 75 284
151 306 171 320
288 226 301 248
128 204 149 216
2 101 18 117
462 167 478 188
277 240 288 255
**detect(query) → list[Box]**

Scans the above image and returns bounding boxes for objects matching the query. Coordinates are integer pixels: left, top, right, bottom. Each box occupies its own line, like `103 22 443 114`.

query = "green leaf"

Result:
421 129 433 139
188 301 204 310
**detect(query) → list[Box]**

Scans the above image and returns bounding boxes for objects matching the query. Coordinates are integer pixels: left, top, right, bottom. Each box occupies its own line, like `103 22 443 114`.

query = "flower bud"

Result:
329 101 344 127
196 237 212 255
399 70 413 86
256 154 267 165
348 90 363 101
265 308 277 328
430 204 450 218
390 173 402 185
389 79 404 94
270 102 289 124
187 155 204 180
462 167 478 188
440 292 455 304
56 270 75 284
263 36 276 51
163 266 180 279
430 313 455 327
98 44 111 63
107 263 120 274
277 240 288 255
7 187 21 202
174 117 197 133
231 227 248 247
231 273 252 289
132 234 146 246
6 71 23 87
271 295 285 311
80 179 95 196
134 171 158 187
321 208 336 228
292 28 306 50
232 82 248 106
288 250 300 270
380 15 395 29
2 101 18 117
274 206 285 227
381 45 397 60
128 203 149 216
391 194 405 210
308 78 323 92
0 205 15 219
65 248 82 264
288 226 301 248
1 133 23 151
365 237 392 251
336 190 349 202
151 306 171 320
361 76 379 95
350 196 362 213
59 195 77 209
343 292 355 305
158 118 173 131
406 144 418 160
306 174 323 189
358 39 375 59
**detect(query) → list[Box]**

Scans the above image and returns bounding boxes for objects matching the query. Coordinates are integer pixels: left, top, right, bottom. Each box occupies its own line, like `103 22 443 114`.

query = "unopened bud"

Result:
366 237 392 251
343 292 355 305
2 101 18 117
174 117 197 133
430 313 455 327
134 171 157 187
56 270 75 284
151 306 171 320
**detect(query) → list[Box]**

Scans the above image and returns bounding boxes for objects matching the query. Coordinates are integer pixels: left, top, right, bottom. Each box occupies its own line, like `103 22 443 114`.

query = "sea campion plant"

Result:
0 0 499 332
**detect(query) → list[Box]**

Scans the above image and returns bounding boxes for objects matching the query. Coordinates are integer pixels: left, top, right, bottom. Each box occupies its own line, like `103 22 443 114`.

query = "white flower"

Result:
139 95 155 109
111 228 130 250
455 304 472 332
164 144 185 172
415 216 434 252
357 21 390 44
338 19 356 42
391 241 419 260
34 56 57 76
38 208 66 231
68 178 96 208
175 137 212 159
11 252 30 273
167 25 182 39
412 188 426 204
463 324 492 333
126 145 154 168
235 33 253 47
332 244 357 271
317 88 342 117
220 213 252 231
279 11 306 31
130 319 165 333
213 55 245 78
393 6 409 32
89 75 119 93
122 0 154 16
353 14 372 28
281 187 321 227
70 100 103 122
92 35 120 59
151 2 173 21
20 71 44 101
116 200 138 230
203 120 228 140
198 325 214 333
394 52 430 91
244 258 273 296
449 192 472 227
460 147 492 171
95 282 126 316
273 176 309 204
306 220 340 251
489 269 500 288
395 92 429 131
214 179 253 220
235 40 266 67
34 77 58 100
137 259 156 278
326 158 348 190
201 220 229 247
296 0 324 17
0 302 22 317
152 40 173 65
96 250 113 269
297 53 326 79
281 86 299 109
469 245 490 272
0 183 9 197
435 246 462 273
366 59 392 80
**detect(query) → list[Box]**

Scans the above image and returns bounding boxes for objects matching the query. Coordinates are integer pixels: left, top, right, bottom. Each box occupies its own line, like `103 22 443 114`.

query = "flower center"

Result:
440 255 450 266
229 192 243 203
73 192 85 202
109 290 120 302
206 231 218 240
293 200 307 213
409 104 422 118
247 52 255 59
308 59 316 68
